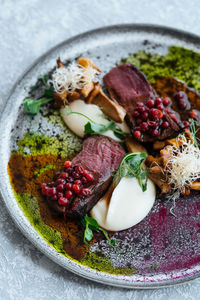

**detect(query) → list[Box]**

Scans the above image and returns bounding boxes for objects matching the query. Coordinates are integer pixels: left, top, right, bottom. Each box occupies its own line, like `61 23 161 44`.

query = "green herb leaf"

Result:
83 223 93 246
24 73 55 115
24 98 41 115
24 97 53 115
113 152 148 192
84 215 99 231
189 118 200 149
65 110 128 140
85 120 116 135
82 215 116 247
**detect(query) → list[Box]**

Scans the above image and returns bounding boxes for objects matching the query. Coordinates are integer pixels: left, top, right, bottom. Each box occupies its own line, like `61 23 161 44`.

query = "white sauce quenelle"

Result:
60 99 130 141
90 177 156 231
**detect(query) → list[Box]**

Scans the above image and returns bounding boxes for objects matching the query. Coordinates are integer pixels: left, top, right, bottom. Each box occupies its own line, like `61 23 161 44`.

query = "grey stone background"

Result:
1 0 200 299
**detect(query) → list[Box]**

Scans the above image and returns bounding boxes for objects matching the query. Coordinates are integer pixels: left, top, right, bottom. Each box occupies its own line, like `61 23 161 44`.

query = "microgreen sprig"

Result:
24 74 54 115
65 110 128 140
81 215 116 247
189 118 200 149
113 152 148 192
24 97 54 115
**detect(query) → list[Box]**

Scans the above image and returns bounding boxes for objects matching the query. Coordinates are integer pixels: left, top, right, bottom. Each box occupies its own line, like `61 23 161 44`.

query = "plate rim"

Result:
1 23 200 289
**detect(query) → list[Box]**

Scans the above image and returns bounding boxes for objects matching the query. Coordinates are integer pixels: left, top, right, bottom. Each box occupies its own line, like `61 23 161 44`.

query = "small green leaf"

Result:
24 97 53 115
24 98 41 115
113 152 148 192
82 215 117 248
84 215 99 231
65 110 128 139
85 122 108 135
84 223 93 242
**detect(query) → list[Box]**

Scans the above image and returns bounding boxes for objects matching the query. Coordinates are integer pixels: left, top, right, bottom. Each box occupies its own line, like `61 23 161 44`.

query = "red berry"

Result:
163 98 171 106
134 130 141 139
146 99 155 108
58 197 69 206
189 111 198 118
137 102 144 107
47 187 57 197
64 160 72 168
151 129 159 137
57 184 64 192
171 114 178 123
178 101 187 110
72 171 80 179
56 178 66 185
52 195 57 201
75 165 84 174
141 122 149 132
41 186 48 196
65 183 72 190
141 112 148 121
73 184 81 194
41 183 47 189
162 121 170 129
48 182 55 187
183 121 190 128
86 173 94 182
57 192 63 198
74 179 82 185
65 190 73 199
81 188 91 197
61 172 69 179
155 97 162 105
138 106 146 113
133 110 140 118
156 104 164 111
175 91 184 100
150 108 163 120
83 169 89 176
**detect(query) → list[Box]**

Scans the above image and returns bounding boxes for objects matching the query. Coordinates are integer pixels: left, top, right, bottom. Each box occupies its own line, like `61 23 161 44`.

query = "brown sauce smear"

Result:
153 76 200 119
8 153 89 260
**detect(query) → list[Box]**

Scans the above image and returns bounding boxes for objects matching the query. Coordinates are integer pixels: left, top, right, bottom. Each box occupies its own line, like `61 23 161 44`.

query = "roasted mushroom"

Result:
52 57 126 123
146 129 200 197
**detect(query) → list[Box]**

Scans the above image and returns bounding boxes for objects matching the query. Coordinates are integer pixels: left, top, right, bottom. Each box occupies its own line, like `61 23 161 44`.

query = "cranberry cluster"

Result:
41 161 94 207
174 91 190 111
174 91 199 128
133 97 177 139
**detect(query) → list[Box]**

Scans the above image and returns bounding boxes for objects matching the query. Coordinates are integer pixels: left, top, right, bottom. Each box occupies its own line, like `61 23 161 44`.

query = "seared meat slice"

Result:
48 135 125 218
103 64 180 142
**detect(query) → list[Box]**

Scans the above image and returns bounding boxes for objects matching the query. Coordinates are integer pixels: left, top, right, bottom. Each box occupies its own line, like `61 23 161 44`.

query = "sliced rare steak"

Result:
47 135 125 218
103 64 180 142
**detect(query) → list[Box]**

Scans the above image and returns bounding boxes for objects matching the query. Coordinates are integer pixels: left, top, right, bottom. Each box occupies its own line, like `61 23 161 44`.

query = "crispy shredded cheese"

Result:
165 133 200 200
49 62 100 94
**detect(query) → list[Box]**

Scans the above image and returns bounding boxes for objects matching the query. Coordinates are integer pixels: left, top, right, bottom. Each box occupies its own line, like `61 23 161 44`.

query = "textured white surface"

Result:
1 0 200 299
